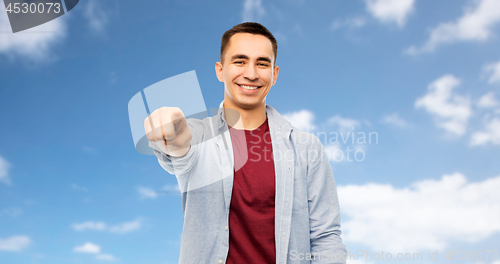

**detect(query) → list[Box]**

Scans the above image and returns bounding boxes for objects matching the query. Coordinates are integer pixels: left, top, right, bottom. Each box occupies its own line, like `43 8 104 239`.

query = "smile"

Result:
238 84 262 90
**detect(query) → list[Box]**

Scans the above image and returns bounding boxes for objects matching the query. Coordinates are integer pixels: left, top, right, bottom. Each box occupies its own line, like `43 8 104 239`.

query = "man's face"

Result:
216 33 279 111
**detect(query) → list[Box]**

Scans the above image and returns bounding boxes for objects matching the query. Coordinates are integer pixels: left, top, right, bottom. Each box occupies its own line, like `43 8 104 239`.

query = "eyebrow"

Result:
230 54 272 63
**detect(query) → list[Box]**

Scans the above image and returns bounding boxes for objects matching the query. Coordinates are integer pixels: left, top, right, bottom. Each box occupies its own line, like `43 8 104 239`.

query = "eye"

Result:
234 61 244 65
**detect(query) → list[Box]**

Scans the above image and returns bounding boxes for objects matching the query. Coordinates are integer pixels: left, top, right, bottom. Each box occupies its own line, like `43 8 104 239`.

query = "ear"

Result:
215 61 224 82
272 65 279 86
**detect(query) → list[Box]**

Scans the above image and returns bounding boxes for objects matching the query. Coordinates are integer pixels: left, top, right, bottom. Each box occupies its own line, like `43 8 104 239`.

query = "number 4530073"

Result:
5 2 61 14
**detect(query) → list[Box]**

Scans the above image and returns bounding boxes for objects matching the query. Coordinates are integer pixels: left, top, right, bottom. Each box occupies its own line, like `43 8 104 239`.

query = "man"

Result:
145 22 347 264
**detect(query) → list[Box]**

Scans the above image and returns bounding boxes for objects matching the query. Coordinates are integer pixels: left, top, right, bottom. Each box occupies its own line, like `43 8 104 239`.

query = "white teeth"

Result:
239 84 259 90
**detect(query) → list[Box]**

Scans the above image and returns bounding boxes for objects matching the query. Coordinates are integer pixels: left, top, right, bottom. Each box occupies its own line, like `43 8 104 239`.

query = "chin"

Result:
238 100 265 109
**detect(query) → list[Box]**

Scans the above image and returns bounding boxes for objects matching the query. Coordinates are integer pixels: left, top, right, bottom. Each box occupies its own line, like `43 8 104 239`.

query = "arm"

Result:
145 107 198 176
308 139 347 264
149 127 198 176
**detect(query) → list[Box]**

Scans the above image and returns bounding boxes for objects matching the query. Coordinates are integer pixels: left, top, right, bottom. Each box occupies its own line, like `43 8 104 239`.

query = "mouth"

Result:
237 84 262 90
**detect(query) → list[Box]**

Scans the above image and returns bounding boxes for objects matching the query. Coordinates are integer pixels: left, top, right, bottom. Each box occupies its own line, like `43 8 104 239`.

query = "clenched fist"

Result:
144 107 192 157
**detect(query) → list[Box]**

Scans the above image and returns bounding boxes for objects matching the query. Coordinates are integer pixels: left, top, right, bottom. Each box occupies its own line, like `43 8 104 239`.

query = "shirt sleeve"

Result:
307 137 347 264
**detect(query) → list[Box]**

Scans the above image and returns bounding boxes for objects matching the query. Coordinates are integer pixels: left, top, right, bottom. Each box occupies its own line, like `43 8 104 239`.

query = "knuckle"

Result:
151 133 163 141
172 107 183 118
160 107 170 115
163 130 176 140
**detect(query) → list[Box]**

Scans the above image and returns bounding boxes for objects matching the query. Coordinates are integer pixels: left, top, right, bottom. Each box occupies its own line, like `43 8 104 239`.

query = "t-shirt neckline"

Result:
228 116 268 132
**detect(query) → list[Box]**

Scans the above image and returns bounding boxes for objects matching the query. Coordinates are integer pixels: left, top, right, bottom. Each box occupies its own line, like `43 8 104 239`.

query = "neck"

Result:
223 100 267 130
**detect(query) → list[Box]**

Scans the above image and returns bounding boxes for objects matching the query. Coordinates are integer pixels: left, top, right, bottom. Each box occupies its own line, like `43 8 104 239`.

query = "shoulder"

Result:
266 104 323 151
267 106 325 168
291 127 323 149
288 125 327 172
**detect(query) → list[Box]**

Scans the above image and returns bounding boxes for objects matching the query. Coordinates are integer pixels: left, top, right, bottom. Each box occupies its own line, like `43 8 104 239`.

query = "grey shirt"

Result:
150 101 347 264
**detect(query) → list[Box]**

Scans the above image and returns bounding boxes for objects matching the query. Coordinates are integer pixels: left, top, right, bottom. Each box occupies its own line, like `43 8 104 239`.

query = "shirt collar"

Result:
214 100 292 132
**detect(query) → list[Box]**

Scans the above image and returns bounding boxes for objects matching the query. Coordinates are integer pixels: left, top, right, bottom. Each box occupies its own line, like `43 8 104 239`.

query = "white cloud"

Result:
324 144 344 163
283 110 370 163
331 17 367 31
338 173 500 252
415 75 471 135
380 113 409 127
72 221 106 231
96 254 117 261
365 0 415 27
108 219 141 233
72 219 141 233
470 118 500 146
282 110 315 131
407 0 500 54
138 185 179 197
242 0 265 22
0 236 31 251
324 143 368 163
73 243 117 261
328 115 361 132
138 186 158 199
83 0 108 33
484 60 500 84
163 184 180 194
0 156 11 185
478 92 498 108
282 110 363 134
74 242 101 254
0 4 66 61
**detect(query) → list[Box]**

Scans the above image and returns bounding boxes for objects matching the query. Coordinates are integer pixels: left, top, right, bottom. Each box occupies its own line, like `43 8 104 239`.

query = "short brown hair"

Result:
220 22 278 65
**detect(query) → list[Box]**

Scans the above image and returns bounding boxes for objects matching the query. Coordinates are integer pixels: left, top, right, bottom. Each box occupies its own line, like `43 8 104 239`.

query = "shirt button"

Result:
278 126 281 130
288 166 291 170
225 226 228 231
286 198 289 204
282 233 285 238
218 259 222 264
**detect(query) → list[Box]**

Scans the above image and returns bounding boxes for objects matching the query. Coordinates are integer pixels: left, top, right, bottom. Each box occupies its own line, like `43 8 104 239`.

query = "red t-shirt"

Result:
226 117 276 264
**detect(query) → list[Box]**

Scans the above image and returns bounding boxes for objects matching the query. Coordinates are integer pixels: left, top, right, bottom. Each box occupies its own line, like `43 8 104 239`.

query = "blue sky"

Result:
1 0 500 263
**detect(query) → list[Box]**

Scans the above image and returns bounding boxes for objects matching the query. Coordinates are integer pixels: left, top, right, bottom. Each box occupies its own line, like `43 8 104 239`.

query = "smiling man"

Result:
145 22 347 264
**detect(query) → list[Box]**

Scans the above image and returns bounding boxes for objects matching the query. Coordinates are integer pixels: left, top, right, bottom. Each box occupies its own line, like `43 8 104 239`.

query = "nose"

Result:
243 63 259 81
